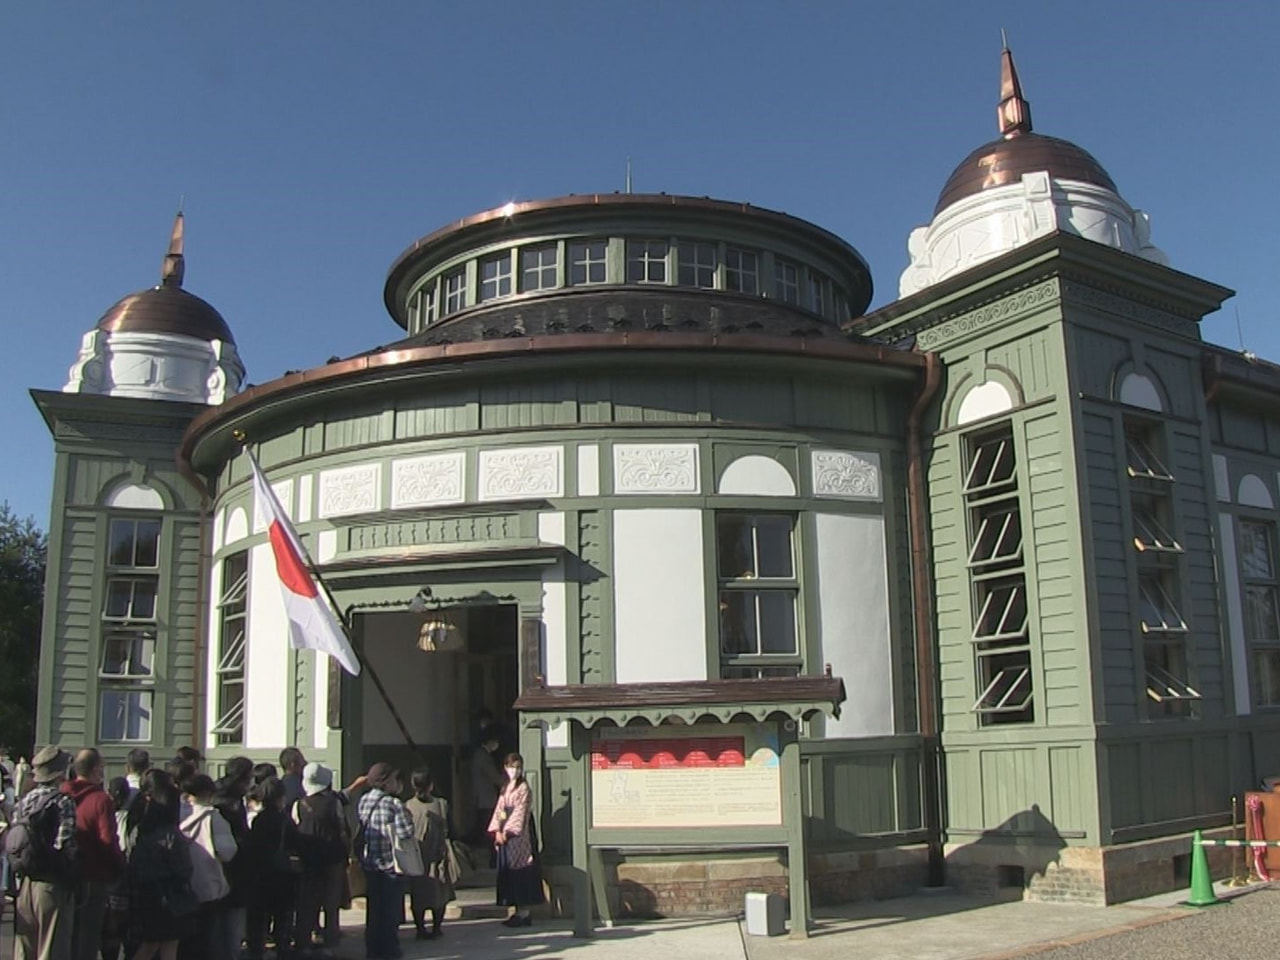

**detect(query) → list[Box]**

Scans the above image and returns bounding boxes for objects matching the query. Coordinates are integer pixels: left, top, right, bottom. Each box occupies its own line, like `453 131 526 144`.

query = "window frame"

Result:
677 241 717 289
478 252 514 302
1240 517 1280 707
520 244 559 293
568 239 608 286
715 513 802 679
442 269 467 315
724 246 759 295
213 551 249 745
98 689 153 743
626 239 670 284
774 259 800 304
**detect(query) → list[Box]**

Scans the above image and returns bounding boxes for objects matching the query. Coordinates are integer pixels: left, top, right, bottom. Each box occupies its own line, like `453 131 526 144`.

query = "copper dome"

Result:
96 283 235 344
933 131 1117 216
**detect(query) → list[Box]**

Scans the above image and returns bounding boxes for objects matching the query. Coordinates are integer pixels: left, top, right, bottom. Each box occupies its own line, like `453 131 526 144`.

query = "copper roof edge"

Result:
180 331 925 468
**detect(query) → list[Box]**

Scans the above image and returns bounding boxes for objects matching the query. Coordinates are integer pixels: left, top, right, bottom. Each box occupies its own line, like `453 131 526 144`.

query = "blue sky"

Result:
3 2 1277 524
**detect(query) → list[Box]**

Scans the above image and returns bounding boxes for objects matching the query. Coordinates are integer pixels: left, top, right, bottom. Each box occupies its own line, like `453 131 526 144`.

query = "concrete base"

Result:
944 827 1236 905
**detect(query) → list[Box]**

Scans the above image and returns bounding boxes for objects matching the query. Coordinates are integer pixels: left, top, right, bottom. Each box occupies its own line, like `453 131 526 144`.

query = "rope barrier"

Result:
1198 839 1280 848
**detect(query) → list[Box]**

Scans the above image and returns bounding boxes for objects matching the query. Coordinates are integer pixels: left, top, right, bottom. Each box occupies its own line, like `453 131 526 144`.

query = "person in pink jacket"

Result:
487 754 543 927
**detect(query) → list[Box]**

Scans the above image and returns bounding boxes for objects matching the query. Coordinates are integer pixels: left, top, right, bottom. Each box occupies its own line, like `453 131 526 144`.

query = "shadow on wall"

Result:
949 804 1067 896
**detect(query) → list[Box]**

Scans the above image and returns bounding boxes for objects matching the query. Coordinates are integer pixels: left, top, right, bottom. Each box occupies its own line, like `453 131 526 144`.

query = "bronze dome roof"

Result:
96 283 235 344
934 46 1118 217
933 132 1117 216
95 211 235 344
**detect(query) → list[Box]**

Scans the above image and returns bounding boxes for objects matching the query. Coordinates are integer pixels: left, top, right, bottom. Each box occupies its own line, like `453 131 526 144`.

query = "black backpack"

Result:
294 793 347 867
4 792 74 883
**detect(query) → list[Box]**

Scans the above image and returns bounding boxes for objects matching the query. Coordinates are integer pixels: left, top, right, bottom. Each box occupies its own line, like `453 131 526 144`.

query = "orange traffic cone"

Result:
1185 830 1219 907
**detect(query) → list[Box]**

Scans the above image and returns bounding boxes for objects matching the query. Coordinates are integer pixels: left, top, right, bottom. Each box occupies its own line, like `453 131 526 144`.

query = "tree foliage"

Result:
0 503 45 757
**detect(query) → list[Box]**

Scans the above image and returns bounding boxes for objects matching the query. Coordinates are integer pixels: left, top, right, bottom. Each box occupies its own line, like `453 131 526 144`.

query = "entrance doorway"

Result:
355 603 519 811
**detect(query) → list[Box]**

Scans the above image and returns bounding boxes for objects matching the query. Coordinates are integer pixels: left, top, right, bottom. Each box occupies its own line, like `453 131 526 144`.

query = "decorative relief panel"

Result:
391 452 465 510
478 446 563 502
253 479 294 532
812 450 882 501
915 278 1060 350
318 463 381 518
613 443 700 494
344 512 529 554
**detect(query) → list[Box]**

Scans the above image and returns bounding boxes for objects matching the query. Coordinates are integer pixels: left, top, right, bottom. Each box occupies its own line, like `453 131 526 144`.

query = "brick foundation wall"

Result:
944 827 1235 905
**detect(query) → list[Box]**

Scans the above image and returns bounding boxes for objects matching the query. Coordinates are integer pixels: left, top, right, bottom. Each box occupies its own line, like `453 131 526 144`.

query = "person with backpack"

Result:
125 771 196 960
243 777 299 960
61 750 125 960
355 764 413 960
179 775 236 960
210 758 254 960
291 764 347 955
9 745 78 960
404 769 455 941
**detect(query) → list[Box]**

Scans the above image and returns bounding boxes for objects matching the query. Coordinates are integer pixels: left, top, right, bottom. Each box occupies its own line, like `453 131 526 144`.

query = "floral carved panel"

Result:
478 446 563 502
391 452 465 510
811 450 881 502
318 463 381 518
613 443 700 494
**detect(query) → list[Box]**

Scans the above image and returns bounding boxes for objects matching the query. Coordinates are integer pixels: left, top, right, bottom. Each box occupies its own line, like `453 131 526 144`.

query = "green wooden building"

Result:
32 50 1280 921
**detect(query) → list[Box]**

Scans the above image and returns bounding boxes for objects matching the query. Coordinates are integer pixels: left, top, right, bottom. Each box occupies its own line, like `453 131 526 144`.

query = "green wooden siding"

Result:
49 512 97 743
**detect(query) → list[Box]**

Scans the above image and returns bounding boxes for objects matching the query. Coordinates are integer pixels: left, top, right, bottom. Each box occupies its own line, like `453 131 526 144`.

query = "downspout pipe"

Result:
906 350 944 886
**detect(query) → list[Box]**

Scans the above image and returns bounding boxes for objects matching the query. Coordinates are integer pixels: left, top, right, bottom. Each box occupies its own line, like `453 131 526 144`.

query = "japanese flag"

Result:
248 454 361 676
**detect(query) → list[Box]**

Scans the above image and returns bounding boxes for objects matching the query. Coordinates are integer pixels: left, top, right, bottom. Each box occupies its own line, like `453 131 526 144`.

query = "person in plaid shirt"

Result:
356 764 413 960
13 745 78 960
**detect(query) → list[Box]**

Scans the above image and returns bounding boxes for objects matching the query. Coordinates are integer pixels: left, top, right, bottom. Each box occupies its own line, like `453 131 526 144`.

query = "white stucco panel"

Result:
224 506 249 547
613 509 707 683
812 450 882 501
718 455 797 496
613 443 700 495
1219 516 1251 715
956 381 1014 425
297 475 314 523
1118 372 1163 412
815 513 894 737
1238 474 1275 510
246 542 291 749
318 463 381 518
106 482 165 510
478 446 563 501
543 562 569 748
313 650 329 751
577 444 601 497
391 452 465 509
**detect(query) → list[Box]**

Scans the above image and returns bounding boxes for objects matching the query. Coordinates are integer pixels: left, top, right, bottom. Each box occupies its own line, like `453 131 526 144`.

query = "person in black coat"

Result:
244 778 298 960
209 758 254 960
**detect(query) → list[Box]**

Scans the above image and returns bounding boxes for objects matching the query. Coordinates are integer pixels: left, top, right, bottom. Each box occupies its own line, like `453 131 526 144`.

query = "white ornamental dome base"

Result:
64 329 244 405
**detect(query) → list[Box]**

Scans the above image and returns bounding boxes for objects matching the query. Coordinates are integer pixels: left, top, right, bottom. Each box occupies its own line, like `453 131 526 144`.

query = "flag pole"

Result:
234 432 425 762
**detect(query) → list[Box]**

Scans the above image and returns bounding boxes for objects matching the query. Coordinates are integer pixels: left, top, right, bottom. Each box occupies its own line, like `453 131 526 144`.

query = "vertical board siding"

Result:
1081 411 1136 722
480 380 577 430
805 743 923 846
979 749 1038 828
709 376 793 425
1145 348 1196 420
1107 742 1143 829
927 436 975 722
323 409 385 450
165 518 204 745
611 376 700 423
1048 746 1085 834
394 388 477 439
986 327 1055 401
1071 328 1131 398
71 458 132 505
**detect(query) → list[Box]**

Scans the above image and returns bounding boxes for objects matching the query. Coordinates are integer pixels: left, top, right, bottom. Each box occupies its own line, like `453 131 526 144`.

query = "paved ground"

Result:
2 880 1271 960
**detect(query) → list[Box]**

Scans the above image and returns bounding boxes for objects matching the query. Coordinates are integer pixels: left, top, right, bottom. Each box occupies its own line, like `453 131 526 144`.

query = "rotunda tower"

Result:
899 46 1167 297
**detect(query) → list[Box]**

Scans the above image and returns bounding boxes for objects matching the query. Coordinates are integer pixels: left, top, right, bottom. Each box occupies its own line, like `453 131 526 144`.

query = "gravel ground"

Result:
1013 886 1280 959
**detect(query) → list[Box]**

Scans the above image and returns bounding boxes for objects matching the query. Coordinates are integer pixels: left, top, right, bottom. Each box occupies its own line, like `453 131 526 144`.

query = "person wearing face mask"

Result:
487 754 543 928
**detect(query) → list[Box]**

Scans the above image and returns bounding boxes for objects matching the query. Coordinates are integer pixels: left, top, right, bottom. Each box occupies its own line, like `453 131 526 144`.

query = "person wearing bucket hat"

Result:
11 744 78 960
293 763 348 953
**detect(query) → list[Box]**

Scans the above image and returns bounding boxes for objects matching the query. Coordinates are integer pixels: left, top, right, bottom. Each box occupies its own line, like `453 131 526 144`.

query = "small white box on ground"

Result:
743 892 786 936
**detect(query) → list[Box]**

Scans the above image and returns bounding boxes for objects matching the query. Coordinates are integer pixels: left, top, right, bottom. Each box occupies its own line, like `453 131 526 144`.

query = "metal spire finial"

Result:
997 41 1032 138
161 210 185 287
625 156 633 194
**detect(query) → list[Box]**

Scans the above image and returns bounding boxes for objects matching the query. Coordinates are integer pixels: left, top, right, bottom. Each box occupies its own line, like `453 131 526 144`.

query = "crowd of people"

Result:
0 733 543 960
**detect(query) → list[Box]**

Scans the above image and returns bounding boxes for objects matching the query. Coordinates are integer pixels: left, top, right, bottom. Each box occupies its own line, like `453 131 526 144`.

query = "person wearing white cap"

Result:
292 763 349 954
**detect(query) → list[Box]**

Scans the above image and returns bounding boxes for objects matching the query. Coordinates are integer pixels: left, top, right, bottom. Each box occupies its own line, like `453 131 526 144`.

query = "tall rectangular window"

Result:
678 241 717 288
568 240 607 285
964 424 1034 725
479 253 514 301
774 259 799 304
443 270 467 315
420 285 437 326
1125 416 1198 718
213 551 248 745
1240 519 1280 707
716 514 800 679
626 239 668 284
808 271 828 316
521 245 558 292
724 247 758 295
99 517 162 743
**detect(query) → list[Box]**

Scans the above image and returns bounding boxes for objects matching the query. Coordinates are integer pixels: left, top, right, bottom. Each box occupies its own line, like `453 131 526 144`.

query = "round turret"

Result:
899 47 1167 298
64 213 245 404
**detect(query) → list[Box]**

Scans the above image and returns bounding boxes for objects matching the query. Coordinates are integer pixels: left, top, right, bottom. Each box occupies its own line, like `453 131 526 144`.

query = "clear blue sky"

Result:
3 2 1277 525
